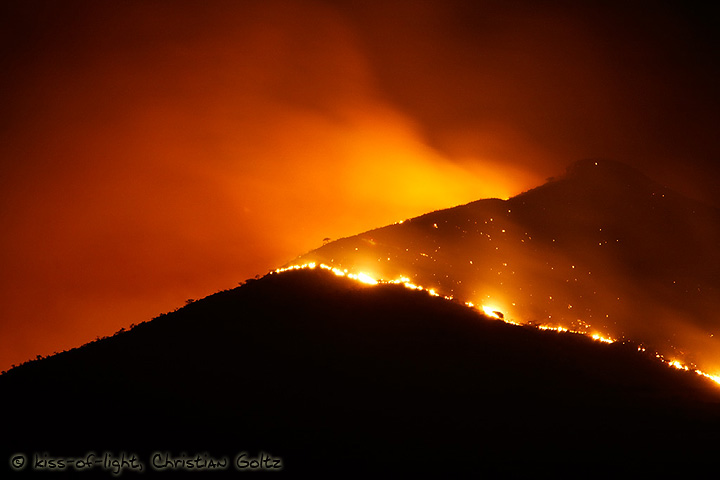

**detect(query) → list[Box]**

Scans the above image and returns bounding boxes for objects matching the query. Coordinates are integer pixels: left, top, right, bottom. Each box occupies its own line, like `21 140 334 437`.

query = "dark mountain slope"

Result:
2 268 720 476
289 159 720 372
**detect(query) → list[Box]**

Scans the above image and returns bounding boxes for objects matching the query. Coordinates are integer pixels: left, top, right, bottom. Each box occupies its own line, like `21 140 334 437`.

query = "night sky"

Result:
1 0 718 371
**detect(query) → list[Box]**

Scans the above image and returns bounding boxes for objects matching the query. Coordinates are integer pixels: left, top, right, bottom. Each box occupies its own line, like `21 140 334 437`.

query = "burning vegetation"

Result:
286 160 720 377
273 261 720 387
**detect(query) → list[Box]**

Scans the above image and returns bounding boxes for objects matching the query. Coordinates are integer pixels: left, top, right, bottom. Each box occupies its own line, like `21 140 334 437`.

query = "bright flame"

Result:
695 370 720 386
590 333 615 344
668 360 689 371
481 305 503 319
354 272 378 285
655 356 720 386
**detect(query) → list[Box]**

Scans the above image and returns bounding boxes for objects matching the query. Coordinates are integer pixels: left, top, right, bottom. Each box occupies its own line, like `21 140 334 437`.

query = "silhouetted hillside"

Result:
3 268 720 476
289 159 720 373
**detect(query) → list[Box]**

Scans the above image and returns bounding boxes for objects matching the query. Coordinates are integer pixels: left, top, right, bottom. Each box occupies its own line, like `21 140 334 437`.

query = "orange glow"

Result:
0 2 538 372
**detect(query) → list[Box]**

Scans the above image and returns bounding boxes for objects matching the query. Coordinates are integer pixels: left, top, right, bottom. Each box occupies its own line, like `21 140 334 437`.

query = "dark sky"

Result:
340 0 720 198
1 0 718 371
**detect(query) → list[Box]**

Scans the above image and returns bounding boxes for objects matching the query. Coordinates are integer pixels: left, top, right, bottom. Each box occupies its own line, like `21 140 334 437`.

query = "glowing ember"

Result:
538 325 569 333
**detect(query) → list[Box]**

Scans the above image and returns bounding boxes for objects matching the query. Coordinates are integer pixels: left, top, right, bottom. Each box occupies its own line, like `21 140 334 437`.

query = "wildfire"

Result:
662 358 720 386
352 272 378 285
591 333 615 344
271 263 720 388
534 324 616 344
668 360 688 371
696 370 720 385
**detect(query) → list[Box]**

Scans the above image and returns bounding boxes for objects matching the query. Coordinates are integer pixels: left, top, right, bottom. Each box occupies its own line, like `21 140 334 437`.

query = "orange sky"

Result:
1 0 718 371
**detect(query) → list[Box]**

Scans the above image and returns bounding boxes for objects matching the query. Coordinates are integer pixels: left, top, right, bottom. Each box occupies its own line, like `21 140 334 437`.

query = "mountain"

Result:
3 267 720 476
288 159 720 373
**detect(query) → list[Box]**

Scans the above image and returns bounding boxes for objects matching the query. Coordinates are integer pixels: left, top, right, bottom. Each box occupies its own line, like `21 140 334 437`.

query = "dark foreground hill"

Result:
3 268 720 476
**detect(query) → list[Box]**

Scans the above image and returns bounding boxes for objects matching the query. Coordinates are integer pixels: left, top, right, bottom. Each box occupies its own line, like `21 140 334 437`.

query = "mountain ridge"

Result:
3 267 720 475
288 159 720 373
3 158 720 474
